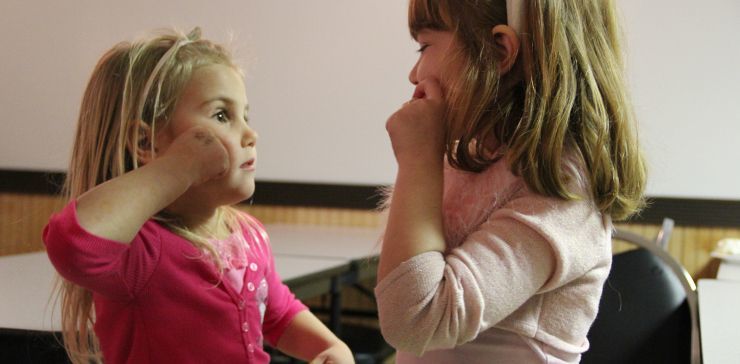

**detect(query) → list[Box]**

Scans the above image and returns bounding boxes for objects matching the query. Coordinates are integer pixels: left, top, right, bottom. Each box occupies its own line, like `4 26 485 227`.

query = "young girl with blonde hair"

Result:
44 27 353 364
376 0 646 362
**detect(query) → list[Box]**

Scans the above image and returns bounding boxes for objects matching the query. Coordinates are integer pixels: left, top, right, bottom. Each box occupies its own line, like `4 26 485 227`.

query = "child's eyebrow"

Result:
200 96 249 114
200 97 249 113
201 96 234 106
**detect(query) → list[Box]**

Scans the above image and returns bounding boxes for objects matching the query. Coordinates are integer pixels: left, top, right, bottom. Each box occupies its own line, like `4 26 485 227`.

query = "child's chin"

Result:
234 184 256 203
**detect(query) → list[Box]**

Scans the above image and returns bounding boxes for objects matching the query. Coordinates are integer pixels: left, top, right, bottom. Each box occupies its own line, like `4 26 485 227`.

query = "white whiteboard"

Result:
0 0 738 199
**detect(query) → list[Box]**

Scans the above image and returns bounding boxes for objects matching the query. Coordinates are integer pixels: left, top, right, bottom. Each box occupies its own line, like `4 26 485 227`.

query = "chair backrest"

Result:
582 228 700 364
0 328 70 364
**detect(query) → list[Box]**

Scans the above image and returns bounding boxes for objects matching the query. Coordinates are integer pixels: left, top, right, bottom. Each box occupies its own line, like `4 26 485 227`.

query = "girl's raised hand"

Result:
385 78 446 166
162 126 230 186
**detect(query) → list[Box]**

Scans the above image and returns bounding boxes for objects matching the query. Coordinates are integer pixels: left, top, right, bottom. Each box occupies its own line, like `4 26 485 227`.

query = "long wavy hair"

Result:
56 27 248 363
409 0 647 220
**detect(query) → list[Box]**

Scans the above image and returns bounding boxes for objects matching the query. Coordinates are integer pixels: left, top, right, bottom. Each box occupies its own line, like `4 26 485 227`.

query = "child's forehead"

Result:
189 64 242 83
182 65 248 107
411 24 452 41
413 28 452 41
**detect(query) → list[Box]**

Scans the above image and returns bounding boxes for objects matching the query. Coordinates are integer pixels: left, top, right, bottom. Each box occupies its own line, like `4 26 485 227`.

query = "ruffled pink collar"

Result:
209 231 250 270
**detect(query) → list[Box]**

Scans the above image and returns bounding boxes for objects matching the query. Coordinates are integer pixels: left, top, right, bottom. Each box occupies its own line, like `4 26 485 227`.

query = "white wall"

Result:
620 0 740 200
1 0 738 199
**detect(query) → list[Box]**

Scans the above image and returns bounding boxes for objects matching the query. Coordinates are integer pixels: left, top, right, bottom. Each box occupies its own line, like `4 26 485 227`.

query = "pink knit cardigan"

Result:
375 155 612 362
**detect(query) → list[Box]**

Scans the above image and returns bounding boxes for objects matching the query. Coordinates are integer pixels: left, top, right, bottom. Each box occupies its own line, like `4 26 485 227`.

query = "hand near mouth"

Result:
164 126 230 185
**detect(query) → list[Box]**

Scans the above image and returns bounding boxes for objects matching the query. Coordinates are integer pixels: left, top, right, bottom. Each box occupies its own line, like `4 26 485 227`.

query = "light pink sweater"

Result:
375 155 612 363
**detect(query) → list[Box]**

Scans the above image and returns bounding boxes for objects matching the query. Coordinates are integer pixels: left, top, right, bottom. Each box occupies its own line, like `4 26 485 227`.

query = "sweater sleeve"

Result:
43 200 162 301
374 186 607 355
244 217 308 346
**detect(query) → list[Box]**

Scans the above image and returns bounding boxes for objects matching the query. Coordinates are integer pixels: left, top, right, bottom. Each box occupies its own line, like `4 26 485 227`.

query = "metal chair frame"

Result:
612 221 700 364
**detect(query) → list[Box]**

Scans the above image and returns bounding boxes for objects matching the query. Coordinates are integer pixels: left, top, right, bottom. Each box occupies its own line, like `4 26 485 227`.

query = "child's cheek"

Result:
216 135 238 162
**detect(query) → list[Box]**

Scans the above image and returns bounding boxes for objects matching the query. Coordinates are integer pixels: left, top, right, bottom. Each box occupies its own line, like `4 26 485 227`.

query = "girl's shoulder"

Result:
235 210 266 232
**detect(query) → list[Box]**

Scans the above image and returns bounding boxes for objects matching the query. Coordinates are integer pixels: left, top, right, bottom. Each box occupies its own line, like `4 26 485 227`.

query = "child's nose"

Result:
242 125 257 148
408 61 419 85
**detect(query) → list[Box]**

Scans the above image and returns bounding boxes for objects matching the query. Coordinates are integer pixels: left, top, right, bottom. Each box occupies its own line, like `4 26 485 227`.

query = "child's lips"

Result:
240 158 256 170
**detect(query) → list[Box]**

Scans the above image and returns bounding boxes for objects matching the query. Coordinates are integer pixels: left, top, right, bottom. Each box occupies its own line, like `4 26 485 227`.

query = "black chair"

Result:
0 328 70 364
582 226 700 364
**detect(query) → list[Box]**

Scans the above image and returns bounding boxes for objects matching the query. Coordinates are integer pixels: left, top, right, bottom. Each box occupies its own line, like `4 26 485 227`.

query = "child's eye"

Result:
416 44 430 53
213 110 229 123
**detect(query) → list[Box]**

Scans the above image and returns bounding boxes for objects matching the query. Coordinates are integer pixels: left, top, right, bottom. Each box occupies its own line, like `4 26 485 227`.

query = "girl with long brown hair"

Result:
376 0 646 362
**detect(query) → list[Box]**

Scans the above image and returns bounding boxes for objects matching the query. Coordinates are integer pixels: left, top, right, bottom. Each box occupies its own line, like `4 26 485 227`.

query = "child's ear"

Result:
491 24 520 75
129 120 157 165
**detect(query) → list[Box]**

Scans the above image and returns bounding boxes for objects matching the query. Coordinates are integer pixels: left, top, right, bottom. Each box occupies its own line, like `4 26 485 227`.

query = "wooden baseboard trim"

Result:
2 169 738 227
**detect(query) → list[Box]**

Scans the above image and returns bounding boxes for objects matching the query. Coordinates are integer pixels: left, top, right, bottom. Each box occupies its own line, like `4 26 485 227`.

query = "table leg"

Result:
329 276 342 336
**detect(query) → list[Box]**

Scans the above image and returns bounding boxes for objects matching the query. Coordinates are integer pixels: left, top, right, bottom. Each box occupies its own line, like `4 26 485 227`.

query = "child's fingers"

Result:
209 133 230 177
177 126 231 182
412 85 426 100
413 78 443 101
216 143 230 177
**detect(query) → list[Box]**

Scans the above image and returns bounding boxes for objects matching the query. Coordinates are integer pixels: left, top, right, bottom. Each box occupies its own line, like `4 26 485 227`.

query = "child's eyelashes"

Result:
213 109 229 123
212 108 249 124
416 44 430 53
